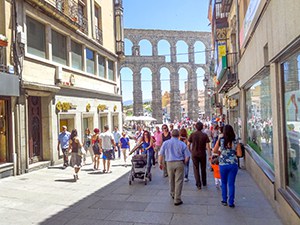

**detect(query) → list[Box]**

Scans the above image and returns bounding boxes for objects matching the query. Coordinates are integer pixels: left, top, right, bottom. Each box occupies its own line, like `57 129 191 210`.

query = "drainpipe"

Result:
235 0 241 91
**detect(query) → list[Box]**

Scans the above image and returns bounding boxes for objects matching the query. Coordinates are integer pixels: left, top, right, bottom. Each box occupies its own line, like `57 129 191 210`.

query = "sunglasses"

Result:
163 127 168 130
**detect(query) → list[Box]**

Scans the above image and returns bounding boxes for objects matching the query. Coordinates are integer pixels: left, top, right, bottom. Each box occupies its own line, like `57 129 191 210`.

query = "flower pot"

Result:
0 40 8 47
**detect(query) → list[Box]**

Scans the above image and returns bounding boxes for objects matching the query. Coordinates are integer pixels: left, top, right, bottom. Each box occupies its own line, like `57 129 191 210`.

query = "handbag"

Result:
236 143 243 158
78 146 86 156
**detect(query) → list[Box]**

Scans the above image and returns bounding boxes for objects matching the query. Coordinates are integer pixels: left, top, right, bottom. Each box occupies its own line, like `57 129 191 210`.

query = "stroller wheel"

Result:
149 173 152 181
132 175 134 181
129 180 132 185
144 179 147 185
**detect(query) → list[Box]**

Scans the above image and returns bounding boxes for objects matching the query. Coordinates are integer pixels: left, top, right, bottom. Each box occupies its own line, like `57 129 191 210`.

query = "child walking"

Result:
211 154 221 188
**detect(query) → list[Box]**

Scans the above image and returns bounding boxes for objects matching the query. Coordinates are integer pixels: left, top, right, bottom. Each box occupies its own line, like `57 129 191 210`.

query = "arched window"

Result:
124 38 133 56
158 40 171 62
194 41 206 64
139 39 152 56
176 40 189 63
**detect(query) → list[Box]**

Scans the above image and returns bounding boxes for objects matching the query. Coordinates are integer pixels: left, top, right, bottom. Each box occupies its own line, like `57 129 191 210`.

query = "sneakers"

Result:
174 201 183 206
184 178 189 182
221 201 228 206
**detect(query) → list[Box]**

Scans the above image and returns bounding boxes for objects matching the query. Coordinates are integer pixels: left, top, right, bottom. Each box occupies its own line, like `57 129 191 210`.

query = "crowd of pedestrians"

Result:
57 115 240 208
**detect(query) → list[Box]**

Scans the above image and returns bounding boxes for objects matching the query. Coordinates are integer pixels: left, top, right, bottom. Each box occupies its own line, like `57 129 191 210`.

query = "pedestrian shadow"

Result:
88 171 105 175
111 164 131 168
54 178 76 183
80 168 94 172
48 166 65 170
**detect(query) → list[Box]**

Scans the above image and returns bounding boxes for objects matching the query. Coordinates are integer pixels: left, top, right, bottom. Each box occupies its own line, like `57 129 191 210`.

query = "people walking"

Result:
153 125 162 165
68 129 83 181
100 125 115 173
57 125 71 169
161 124 172 177
179 128 190 182
159 129 190 206
188 121 211 189
136 130 154 176
120 132 130 167
91 128 101 170
213 124 239 208
82 128 93 165
113 126 122 159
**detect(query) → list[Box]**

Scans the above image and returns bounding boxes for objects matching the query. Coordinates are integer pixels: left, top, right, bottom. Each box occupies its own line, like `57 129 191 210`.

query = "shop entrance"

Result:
28 96 42 163
0 99 8 163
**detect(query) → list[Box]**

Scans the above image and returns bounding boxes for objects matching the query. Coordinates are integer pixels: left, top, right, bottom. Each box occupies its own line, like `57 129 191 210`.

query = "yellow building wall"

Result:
97 0 116 54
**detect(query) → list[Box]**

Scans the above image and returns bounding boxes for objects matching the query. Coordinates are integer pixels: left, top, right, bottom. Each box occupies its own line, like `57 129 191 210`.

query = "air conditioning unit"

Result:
55 66 62 84
114 86 119 94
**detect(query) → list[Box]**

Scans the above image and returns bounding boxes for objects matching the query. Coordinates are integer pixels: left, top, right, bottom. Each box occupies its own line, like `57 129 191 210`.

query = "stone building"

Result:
0 0 124 178
121 29 211 123
209 0 300 224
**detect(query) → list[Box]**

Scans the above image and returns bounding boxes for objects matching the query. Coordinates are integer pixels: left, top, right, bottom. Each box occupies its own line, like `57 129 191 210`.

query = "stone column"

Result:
187 69 199 121
132 70 143 116
170 72 181 122
152 67 162 123
153 42 158 56
188 45 195 64
170 44 177 63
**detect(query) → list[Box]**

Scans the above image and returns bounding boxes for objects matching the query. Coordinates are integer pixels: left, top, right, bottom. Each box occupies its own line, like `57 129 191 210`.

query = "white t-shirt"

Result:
100 131 114 150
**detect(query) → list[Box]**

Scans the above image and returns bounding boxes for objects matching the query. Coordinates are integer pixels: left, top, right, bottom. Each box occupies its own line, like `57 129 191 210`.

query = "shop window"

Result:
71 41 82 70
26 17 46 58
86 48 95 74
98 55 105 78
246 71 274 169
52 30 67 65
282 50 300 197
108 60 114 81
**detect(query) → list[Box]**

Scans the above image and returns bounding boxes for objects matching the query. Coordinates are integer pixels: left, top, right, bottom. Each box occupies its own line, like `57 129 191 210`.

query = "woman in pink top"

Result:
154 126 163 164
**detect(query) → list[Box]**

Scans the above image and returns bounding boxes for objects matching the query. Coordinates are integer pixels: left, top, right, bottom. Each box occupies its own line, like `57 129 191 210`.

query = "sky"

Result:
121 0 211 103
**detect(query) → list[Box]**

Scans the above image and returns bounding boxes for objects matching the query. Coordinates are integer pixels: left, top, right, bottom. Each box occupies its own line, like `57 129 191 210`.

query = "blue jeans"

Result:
184 158 190 179
219 163 238 205
143 150 154 174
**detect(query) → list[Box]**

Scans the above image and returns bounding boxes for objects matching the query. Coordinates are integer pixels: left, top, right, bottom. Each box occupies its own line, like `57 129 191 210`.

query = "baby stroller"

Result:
128 142 152 185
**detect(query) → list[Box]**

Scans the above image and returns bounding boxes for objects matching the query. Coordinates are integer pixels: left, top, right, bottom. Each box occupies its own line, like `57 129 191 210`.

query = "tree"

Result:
162 91 170 107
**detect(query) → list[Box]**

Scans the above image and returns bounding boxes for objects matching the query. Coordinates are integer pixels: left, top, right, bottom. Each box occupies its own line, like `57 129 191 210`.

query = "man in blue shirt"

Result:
57 125 71 168
113 126 122 159
159 129 190 206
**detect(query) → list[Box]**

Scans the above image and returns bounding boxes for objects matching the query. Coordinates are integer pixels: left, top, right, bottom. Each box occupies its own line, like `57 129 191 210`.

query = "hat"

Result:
62 125 67 129
93 128 100 133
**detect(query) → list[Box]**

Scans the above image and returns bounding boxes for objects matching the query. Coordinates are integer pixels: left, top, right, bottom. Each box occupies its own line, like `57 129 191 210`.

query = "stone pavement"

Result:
0 156 283 225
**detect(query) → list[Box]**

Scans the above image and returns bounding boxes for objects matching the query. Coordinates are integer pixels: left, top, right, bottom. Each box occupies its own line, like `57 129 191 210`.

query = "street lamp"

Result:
203 77 208 87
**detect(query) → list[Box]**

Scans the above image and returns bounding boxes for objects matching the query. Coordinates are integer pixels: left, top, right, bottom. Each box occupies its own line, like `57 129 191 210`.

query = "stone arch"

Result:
194 41 206 64
124 38 133 56
139 39 152 56
120 67 134 105
158 39 171 62
122 28 211 122
176 40 189 63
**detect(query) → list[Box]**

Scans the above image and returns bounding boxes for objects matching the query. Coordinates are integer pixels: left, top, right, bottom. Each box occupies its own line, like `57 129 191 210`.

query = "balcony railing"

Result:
217 52 238 93
25 0 88 34
95 26 103 45
0 46 6 73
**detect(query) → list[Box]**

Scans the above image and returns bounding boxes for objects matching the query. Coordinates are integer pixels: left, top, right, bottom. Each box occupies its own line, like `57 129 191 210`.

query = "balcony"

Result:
95 26 103 45
217 52 238 93
25 0 88 34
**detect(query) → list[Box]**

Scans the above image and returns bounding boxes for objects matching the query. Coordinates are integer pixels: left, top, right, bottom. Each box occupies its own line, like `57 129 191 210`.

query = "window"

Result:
26 17 45 58
52 30 67 65
94 5 102 43
98 55 105 78
246 71 274 169
108 60 114 81
282 50 300 197
86 48 95 74
71 41 82 70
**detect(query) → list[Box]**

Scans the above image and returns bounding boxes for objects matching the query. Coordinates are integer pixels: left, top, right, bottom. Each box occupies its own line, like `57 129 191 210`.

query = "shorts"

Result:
103 149 113 160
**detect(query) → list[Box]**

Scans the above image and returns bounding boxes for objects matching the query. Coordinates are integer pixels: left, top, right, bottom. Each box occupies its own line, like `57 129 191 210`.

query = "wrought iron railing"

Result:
95 26 103 45
43 0 88 34
0 46 6 73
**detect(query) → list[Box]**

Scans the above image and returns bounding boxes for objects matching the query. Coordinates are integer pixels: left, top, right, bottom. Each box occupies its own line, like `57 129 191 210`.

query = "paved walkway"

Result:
0 156 283 225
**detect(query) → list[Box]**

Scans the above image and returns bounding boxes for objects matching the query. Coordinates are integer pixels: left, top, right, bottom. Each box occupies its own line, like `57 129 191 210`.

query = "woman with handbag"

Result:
213 124 240 208
68 129 83 181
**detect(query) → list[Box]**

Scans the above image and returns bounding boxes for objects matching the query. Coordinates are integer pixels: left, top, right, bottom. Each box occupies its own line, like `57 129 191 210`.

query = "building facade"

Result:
0 0 124 178
209 0 300 224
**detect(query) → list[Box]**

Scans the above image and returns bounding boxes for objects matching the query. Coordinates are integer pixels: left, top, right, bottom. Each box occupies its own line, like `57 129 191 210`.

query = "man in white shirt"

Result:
100 125 115 173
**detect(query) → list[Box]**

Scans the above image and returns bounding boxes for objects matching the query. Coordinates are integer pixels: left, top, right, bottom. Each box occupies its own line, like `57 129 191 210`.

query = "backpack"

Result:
92 137 100 152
